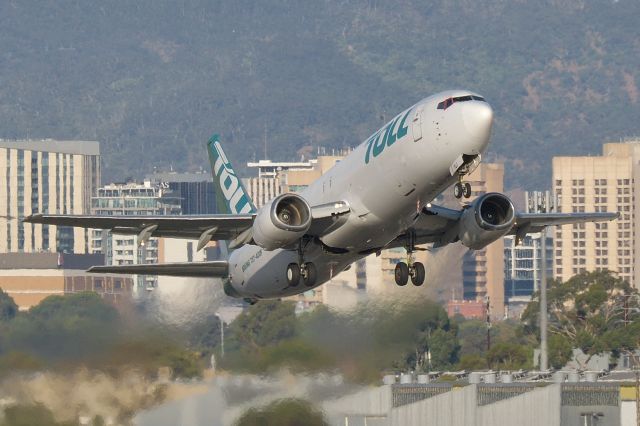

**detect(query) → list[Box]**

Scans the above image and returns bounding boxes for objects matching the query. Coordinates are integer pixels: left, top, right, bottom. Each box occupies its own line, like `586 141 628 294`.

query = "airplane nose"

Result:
462 101 493 154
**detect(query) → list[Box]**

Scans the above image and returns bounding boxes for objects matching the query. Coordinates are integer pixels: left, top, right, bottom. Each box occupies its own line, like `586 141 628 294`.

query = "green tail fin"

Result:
207 134 256 215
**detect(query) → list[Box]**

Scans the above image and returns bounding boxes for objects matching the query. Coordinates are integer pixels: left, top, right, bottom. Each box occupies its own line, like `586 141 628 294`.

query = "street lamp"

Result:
214 313 225 359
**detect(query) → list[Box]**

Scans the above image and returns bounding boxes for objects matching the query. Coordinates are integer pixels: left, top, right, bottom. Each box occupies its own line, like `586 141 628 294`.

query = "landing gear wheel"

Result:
463 182 472 198
302 262 317 287
395 262 409 286
454 182 463 199
286 263 300 287
411 262 426 286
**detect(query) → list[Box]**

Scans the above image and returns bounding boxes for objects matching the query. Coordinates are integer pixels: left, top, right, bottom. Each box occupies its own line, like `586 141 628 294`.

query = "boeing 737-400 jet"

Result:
25 90 618 302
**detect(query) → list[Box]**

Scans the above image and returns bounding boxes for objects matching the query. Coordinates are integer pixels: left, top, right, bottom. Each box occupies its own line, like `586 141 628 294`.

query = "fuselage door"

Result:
412 106 423 142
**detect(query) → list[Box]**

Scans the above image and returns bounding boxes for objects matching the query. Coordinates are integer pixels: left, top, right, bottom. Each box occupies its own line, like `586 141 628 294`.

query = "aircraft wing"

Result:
508 212 620 236
388 204 618 249
88 261 229 277
24 201 350 250
24 213 254 249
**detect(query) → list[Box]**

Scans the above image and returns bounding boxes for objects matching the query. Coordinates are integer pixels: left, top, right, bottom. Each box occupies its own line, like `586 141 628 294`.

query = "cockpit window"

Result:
437 95 485 110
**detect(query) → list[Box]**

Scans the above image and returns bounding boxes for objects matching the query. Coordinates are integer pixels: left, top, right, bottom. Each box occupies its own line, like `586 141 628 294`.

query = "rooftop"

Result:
0 139 100 155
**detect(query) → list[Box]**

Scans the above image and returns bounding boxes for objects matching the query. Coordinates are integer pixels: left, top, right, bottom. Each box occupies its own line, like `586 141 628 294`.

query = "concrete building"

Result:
90 181 181 293
0 252 132 310
0 139 100 254
245 152 348 208
462 163 505 319
135 371 640 426
148 171 218 214
553 140 640 287
447 299 487 320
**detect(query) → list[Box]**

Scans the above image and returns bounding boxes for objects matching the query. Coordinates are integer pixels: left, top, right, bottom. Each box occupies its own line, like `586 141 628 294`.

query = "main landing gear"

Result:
286 239 317 288
453 179 472 199
394 232 426 287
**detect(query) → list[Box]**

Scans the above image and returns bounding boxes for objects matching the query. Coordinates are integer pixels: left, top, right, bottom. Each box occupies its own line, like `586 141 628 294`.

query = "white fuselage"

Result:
226 90 493 299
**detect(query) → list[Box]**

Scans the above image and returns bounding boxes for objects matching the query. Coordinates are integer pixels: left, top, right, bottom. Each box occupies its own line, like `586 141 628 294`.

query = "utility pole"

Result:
540 226 548 371
486 297 491 352
634 368 640 426
215 313 225 358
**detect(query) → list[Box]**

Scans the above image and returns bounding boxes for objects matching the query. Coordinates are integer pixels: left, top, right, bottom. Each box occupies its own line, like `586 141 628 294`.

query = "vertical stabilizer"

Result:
207 134 256 215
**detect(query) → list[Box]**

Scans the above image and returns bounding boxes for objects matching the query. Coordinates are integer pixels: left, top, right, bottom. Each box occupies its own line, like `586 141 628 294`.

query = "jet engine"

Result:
252 193 312 251
458 193 515 250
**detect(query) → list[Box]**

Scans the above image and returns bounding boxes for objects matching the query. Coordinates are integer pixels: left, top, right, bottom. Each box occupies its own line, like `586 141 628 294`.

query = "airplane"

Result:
25 90 618 303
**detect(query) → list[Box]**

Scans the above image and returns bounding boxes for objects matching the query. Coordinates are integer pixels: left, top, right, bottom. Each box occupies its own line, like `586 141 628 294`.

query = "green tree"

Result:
1 403 77 426
548 333 572 369
487 342 530 370
523 271 640 367
457 320 488 357
0 289 18 322
5 292 119 362
235 399 327 426
228 301 298 352
457 354 487 370
185 313 223 354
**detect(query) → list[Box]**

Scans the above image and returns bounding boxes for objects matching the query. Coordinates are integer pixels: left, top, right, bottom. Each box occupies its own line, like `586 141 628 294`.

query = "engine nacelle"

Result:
252 193 312 251
458 193 516 250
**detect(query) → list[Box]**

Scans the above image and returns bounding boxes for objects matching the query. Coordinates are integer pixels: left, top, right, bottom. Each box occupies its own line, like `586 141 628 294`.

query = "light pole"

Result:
540 226 548 371
215 313 225 359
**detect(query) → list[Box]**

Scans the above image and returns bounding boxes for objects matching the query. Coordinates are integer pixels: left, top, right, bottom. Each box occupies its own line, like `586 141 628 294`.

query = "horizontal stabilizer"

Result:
87 261 229 278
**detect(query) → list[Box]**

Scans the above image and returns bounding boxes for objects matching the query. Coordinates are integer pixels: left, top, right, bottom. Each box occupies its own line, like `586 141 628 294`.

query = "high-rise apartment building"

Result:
0 139 100 254
462 163 505 319
553 140 640 287
147 171 218 214
91 181 181 292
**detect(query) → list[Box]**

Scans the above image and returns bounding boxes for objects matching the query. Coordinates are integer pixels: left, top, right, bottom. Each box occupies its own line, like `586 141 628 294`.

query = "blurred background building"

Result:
147 170 218 214
553 139 640 288
0 252 132 310
0 139 100 254
90 181 181 294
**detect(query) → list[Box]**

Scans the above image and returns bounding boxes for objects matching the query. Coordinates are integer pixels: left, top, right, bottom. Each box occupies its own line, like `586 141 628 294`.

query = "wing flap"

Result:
511 212 619 234
87 261 229 278
24 214 254 242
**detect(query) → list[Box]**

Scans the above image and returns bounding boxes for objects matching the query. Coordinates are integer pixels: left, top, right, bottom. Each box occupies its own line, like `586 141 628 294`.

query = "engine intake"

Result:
253 193 312 250
459 192 515 250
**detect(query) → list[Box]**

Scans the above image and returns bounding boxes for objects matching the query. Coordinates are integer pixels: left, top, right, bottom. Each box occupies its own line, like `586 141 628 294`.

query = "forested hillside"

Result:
1 0 638 188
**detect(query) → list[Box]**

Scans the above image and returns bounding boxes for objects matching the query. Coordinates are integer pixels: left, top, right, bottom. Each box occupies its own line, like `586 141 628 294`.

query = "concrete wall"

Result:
323 385 392 425
389 385 477 426
477 384 561 426
621 401 636 426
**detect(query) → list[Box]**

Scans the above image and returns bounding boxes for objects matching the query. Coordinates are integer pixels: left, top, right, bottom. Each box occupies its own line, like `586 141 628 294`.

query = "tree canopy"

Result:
523 270 640 366
0 289 18 322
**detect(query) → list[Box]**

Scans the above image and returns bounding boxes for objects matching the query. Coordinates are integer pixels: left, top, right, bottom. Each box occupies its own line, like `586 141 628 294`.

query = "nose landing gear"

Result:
286 239 317 288
452 154 480 199
394 231 426 287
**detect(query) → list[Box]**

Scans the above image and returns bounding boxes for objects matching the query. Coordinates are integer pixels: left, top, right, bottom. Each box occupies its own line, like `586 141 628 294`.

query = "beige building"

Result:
245 154 348 209
0 253 132 310
553 140 639 287
245 154 347 308
462 163 505 319
0 139 100 254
